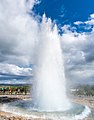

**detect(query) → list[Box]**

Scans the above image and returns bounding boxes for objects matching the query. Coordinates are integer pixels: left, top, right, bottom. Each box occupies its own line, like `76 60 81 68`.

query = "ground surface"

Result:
0 95 94 120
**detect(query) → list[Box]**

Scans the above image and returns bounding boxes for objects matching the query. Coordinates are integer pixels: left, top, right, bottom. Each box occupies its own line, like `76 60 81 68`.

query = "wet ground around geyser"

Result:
0 95 94 120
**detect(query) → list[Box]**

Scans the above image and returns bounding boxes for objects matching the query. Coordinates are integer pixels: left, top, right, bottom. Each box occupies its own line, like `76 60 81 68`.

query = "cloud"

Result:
0 0 39 66
0 63 32 76
85 14 94 26
61 15 94 85
74 13 94 31
0 78 32 85
74 21 83 25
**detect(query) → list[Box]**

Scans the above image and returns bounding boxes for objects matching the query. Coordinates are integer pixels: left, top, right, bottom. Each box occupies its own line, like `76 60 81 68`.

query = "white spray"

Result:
32 15 71 111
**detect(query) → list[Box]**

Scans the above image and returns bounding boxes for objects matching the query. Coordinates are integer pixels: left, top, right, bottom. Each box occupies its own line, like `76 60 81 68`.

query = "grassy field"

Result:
0 85 31 95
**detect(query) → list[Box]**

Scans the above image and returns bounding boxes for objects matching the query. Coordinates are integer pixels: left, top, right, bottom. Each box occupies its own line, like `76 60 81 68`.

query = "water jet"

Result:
32 15 71 111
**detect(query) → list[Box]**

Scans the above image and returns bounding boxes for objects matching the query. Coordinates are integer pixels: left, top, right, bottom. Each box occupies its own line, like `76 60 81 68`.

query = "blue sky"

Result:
33 0 94 25
0 0 94 85
32 0 94 34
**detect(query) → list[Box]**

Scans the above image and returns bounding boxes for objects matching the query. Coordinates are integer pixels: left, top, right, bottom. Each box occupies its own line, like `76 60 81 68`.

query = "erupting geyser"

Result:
1 14 91 120
32 15 71 111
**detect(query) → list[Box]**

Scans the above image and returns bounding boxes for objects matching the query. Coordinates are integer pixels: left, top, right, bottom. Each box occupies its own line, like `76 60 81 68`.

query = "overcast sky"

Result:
0 0 94 85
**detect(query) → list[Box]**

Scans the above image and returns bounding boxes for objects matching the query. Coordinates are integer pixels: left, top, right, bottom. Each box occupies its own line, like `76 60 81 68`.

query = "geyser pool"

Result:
2 100 91 120
32 15 71 111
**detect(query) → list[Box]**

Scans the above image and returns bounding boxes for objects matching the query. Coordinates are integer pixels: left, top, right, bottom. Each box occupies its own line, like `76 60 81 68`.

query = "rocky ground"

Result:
72 96 94 109
0 95 94 120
